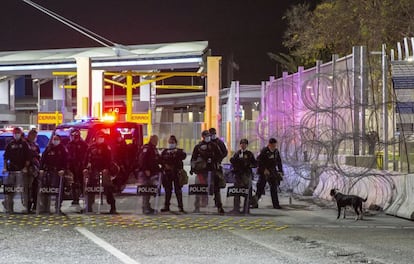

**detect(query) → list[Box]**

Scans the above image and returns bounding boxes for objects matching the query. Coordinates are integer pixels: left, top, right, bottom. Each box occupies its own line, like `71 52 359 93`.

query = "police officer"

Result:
26 129 41 212
209 127 228 191
111 131 129 192
229 138 256 214
84 131 116 214
66 129 88 205
2 127 31 213
39 135 68 213
137 135 161 215
160 135 187 213
190 130 224 214
254 138 284 209
209 128 228 161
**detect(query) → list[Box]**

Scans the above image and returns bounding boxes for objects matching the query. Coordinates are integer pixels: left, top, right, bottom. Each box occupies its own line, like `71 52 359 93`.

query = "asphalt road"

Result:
1 192 414 264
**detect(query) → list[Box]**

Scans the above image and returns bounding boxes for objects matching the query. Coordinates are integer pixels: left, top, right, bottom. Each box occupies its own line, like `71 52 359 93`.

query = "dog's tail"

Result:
362 196 368 202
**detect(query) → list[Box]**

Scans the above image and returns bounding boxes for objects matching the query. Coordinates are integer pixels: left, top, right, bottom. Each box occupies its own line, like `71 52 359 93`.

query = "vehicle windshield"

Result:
0 134 50 151
54 128 88 146
0 136 12 150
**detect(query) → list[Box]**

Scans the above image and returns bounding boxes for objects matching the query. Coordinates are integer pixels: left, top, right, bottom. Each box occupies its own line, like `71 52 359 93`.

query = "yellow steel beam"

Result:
103 78 127 88
104 71 206 77
154 85 203 90
126 72 133 121
59 85 77 89
131 75 173 89
52 71 77 76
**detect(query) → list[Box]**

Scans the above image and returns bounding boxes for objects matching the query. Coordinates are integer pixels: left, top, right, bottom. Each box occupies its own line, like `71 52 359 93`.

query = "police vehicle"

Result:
52 118 144 193
0 130 52 183
53 118 144 147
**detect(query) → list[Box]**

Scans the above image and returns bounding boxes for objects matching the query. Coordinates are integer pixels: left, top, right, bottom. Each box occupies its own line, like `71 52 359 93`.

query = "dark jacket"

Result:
40 144 68 171
4 138 31 171
230 149 257 174
111 139 129 166
256 146 283 175
211 138 228 162
85 142 112 172
67 139 89 171
160 147 186 173
191 140 223 172
27 140 41 169
138 142 161 175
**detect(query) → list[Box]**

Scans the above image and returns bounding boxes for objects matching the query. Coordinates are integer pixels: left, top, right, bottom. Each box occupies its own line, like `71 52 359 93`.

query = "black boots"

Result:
109 202 117 214
160 206 170 212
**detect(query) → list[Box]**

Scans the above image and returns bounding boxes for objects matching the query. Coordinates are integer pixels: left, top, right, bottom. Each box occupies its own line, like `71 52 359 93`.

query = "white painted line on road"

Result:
229 230 307 263
75 227 140 264
374 225 397 229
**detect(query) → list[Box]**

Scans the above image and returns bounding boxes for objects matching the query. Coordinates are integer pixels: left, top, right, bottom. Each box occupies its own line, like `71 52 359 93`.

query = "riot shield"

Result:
36 170 62 214
226 172 252 215
136 172 161 215
84 171 105 214
187 171 215 214
227 185 250 215
1 171 30 214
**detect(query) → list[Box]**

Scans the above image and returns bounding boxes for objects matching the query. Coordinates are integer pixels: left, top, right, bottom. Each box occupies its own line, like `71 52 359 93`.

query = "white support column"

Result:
0 80 9 104
227 81 236 151
76 57 91 118
53 78 64 100
92 70 104 118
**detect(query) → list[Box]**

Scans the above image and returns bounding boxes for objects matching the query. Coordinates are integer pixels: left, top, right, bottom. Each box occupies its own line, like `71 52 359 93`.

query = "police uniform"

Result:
138 140 161 214
255 143 284 209
229 140 256 213
190 131 224 214
111 135 129 191
3 135 31 213
84 138 116 213
39 142 68 213
27 138 41 212
160 146 186 212
67 132 88 204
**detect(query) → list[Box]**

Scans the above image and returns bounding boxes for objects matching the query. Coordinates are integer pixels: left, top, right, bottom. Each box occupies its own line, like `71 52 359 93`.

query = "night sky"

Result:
0 0 316 84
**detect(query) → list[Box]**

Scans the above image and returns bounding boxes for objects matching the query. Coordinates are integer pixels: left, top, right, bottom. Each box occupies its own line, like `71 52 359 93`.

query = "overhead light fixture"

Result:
93 57 202 67
0 63 77 71
0 57 203 72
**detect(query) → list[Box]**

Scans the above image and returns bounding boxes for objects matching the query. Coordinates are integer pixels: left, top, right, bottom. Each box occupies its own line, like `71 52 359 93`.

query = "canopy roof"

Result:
0 41 208 78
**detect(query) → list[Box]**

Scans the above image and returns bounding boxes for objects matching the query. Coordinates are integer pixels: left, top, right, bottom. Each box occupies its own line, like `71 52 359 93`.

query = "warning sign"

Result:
38 112 63 125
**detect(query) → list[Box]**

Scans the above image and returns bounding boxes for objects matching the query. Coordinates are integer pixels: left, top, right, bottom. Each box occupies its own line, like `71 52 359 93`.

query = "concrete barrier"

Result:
283 163 414 220
385 174 414 220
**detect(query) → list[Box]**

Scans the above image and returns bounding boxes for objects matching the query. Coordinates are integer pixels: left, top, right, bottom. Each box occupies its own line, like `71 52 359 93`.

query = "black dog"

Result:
329 189 367 220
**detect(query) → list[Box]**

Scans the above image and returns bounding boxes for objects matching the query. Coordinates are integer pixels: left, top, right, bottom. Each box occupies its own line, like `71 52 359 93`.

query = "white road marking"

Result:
75 227 140 264
229 230 308 263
